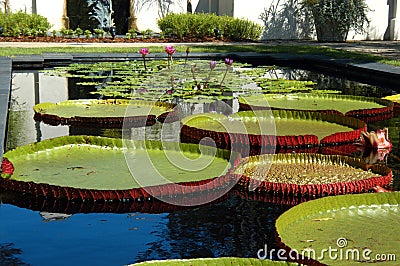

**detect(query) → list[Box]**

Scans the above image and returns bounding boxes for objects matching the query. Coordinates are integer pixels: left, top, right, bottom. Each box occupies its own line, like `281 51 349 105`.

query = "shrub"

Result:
75 27 83 37
0 11 51 37
157 13 263 41
84 29 92 38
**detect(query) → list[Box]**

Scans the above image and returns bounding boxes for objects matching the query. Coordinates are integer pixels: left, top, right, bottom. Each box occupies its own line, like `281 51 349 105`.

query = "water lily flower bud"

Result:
139 48 149 56
210 60 217 70
224 58 233 66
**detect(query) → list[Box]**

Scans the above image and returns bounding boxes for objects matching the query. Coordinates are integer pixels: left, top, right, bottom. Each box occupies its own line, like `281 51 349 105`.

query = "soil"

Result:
0 36 248 43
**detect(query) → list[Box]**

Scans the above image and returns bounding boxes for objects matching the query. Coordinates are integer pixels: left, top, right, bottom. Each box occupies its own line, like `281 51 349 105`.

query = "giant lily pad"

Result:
276 192 400 265
130 257 298 265
231 153 392 196
180 110 366 151
0 136 239 201
33 99 178 128
239 94 393 123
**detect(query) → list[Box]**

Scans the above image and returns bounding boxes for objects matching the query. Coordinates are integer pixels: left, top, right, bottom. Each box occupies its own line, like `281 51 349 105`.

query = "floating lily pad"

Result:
231 153 392 196
239 94 393 123
130 257 298 265
33 99 178 127
0 136 238 201
276 192 400 265
180 110 366 151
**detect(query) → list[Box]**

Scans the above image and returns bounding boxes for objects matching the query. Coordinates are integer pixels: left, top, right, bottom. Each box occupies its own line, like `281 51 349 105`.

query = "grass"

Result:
0 44 398 66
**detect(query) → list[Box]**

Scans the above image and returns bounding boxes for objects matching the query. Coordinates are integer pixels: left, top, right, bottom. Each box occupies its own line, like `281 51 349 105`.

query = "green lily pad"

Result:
239 94 393 122
276 192 400 265
130 257 298 265
33 99 177 127
181 110 366 149
1 136 237 201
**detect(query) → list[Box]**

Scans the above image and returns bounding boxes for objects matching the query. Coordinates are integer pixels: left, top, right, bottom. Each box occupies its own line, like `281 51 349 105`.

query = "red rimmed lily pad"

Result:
180 110 366 151
231 153 392 196
276 192 400 265
0 136 239 202
239 94 393 123
33 99 178 128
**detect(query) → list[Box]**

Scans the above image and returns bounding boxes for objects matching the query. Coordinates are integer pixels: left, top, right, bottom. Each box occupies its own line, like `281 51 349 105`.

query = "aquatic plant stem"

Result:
220 67 228 89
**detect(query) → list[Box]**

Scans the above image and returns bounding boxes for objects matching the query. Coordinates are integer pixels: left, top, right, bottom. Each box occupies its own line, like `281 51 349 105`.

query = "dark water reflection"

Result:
1 67 399 265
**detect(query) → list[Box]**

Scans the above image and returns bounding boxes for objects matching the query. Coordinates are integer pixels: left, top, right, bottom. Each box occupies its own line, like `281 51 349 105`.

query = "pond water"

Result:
1 65 399 265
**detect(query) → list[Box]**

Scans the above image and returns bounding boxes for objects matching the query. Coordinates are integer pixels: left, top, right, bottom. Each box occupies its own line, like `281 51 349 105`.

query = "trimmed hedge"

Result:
158 13 263 41
0 11 51 37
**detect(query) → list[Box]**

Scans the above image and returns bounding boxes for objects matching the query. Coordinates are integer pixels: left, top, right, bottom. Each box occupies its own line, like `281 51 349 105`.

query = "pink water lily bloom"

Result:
361 128 392 150
224 58 233 66
210 60 217 70
139 48 149 56
165 46 176 56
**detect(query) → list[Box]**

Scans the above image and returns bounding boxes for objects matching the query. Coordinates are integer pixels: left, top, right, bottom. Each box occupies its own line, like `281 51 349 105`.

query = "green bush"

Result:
157 13 263 41
0 11 51 37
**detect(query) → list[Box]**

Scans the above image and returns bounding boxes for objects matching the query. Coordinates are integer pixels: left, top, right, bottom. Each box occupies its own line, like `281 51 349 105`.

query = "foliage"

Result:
301 0 370 34
93 28 105 38
0 10 51 37
84 29 92 38
75 27 83 37
157 13 263 41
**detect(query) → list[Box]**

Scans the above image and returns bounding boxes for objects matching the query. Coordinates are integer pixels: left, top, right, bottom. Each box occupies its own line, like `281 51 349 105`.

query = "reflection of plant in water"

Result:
0 243 29 266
